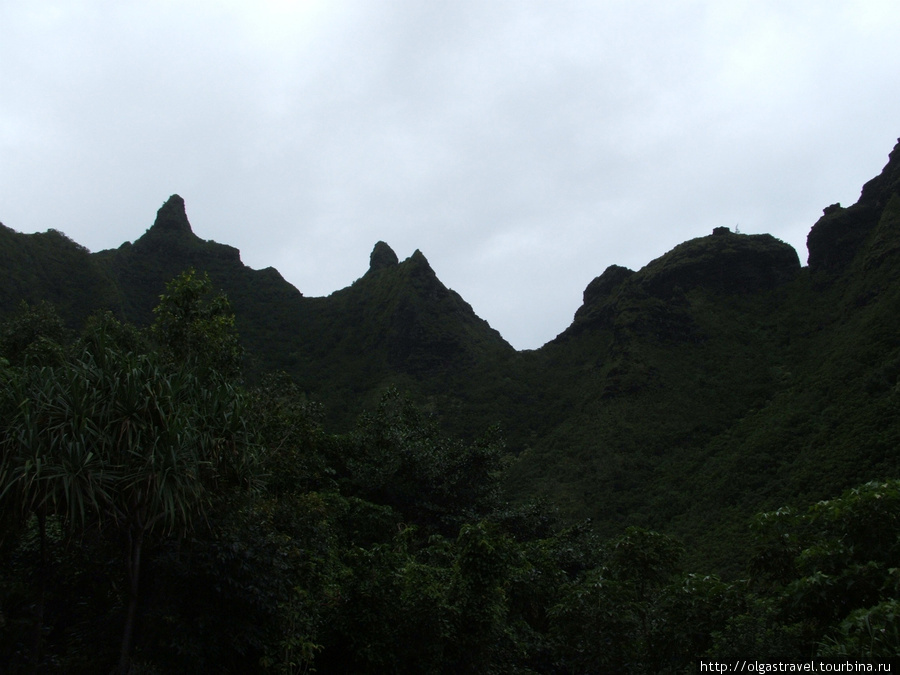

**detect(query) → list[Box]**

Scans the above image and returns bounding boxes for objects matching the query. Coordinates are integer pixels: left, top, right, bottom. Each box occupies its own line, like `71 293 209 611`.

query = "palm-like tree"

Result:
1 343 254 673
82 345 252 673
0 359 112 670
2 281 253 671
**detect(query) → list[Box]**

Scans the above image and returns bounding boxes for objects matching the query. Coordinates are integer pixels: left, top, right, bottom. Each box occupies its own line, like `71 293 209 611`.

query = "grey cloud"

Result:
1 1 899 348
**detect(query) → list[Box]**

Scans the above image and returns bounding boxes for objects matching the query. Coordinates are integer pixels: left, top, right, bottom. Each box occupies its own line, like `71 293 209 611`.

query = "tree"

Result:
446 521 516 673
151 268 243 380
345 388 504 536
0 300 69 367
744 480 900 659
549 527 685 673
81 344 255 672
0 356 112 670
0 283 256 673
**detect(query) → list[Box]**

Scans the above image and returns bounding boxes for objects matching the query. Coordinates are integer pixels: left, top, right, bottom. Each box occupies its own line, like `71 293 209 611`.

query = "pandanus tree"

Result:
0 357 112 670
1 342 252 672
88 302 253 672
1 275 254 673
88 347 214 671
0 302 108 669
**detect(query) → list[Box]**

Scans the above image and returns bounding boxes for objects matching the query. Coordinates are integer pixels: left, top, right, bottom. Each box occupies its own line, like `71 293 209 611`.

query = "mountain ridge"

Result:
1 187 812 355
3 137 900 571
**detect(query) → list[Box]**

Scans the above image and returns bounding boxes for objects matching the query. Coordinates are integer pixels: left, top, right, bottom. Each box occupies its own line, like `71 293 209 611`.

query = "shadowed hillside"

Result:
507 139 900 570
2 138 900 573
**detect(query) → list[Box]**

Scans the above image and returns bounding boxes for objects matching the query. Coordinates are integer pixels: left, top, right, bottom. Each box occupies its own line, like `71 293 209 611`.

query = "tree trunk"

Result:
118 526 144 674
29 510 48 673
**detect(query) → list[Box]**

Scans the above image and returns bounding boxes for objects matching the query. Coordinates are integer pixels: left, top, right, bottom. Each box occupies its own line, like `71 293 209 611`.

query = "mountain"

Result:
19 194 514 428
3 138 900 572
92 195 316 382
0 223 121 324
506 139 900 569
272 237 516 426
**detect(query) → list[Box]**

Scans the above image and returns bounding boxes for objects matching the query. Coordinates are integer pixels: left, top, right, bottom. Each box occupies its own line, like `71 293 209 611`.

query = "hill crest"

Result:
3 137 900 572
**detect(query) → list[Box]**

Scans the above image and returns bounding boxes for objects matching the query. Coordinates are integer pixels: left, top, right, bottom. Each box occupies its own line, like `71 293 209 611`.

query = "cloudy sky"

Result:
2 1 899 349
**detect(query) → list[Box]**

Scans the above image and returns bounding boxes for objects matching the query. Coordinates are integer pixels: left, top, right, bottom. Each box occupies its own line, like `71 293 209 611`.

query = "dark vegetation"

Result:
2 139 900 670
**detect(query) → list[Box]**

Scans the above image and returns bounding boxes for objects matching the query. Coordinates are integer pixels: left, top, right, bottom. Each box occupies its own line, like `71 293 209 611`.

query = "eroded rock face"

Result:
582 265 635 309
368 241 399 273
807 139 900 273
639 232 800 297
859 139 900 209
151 195 193 234
806 203 876 273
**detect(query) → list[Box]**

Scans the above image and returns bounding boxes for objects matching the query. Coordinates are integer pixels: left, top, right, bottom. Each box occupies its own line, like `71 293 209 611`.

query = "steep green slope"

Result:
503 139 900 572
286 241 516 428
0 224 121 326
504 232 802 531
679 187 900 570
1 195 516 431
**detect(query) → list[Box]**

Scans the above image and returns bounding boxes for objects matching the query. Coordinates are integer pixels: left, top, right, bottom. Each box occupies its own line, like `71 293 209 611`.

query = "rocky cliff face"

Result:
581 265 634 309
148 194 193 234
367 240 400 273
639 230 800 296
807 139 900 273
560 229 800 342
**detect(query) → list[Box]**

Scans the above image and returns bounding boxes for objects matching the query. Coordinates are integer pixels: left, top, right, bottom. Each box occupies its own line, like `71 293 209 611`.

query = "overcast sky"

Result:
2 1 899 349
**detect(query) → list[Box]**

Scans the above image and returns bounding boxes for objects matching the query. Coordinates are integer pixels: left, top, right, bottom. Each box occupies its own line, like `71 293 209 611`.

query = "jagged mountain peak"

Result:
131 195 239 265
808 138 900 273
408 249 428 265
365 243 434 278
368 241 399 273
150 194 193 235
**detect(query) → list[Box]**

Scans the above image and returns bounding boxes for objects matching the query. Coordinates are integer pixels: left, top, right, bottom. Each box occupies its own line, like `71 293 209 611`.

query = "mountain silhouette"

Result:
3 138 900 570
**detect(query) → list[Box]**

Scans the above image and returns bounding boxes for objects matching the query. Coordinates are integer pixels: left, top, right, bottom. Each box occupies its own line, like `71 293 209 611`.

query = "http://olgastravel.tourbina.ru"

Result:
699 661 894 673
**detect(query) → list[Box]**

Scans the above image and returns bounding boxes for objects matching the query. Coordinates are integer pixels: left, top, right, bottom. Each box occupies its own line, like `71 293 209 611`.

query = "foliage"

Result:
341 388 505 537
2 291 900 670
0 286 256 673
746 480 900 659
0 301 70 367
151 268 243 379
